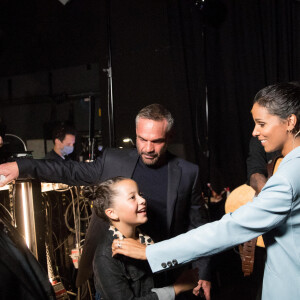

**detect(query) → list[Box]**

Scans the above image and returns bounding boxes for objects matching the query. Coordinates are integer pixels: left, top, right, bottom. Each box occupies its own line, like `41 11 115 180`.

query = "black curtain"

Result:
0 0 299 192
167 0 300 191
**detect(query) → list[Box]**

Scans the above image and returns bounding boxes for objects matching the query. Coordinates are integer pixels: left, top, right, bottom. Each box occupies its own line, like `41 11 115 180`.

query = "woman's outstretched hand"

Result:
112 238 147 260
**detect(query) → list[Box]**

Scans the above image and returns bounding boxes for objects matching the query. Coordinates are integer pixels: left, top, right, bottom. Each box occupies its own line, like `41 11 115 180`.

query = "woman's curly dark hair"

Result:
84 176 127 223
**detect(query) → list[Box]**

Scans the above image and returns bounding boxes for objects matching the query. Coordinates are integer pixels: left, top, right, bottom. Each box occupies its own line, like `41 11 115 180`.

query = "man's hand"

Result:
207 183 225 203
193 279 211 300
0 162 19 186
112 238 147 260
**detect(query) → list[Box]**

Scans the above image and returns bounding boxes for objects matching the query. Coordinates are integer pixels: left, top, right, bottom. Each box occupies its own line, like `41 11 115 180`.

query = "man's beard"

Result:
140 153 159 166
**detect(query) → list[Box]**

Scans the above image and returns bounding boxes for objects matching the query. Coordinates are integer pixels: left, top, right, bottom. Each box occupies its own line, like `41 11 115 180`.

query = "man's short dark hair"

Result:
135 104 174 133
52 122 76 143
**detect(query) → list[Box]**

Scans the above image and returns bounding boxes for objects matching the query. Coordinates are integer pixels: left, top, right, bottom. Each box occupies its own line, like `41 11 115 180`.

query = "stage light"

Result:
57 0 71 5
123 138 135 146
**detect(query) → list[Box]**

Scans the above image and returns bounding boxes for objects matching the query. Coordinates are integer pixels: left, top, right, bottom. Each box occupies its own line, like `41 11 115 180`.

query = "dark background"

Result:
0 0 300 191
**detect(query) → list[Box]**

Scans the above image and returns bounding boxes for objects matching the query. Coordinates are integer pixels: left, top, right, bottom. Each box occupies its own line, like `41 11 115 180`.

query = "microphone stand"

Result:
195 0 211 206
87 96 95 161
103 0 116 148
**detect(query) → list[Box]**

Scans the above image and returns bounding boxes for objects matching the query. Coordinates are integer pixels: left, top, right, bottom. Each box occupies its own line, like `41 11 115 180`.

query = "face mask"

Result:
61 145 74 156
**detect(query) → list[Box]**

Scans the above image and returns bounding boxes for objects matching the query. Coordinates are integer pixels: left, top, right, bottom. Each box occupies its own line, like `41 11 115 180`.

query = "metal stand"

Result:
103 0 115 147
14 180 47 269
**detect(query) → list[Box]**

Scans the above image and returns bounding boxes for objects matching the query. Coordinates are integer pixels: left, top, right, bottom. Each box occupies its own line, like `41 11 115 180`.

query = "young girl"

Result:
86 176 197 300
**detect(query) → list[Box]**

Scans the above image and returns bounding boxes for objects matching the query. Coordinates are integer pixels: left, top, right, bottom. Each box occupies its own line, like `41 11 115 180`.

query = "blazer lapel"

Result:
167 158 181 230
126 150 139 178
115 149 139 178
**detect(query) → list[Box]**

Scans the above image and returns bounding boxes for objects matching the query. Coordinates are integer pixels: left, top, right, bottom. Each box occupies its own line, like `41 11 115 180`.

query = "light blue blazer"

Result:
146 146 300 300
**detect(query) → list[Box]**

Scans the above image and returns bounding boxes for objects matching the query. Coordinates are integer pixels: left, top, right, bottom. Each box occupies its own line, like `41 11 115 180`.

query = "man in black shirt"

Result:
45 122 76 161
246 136 281 195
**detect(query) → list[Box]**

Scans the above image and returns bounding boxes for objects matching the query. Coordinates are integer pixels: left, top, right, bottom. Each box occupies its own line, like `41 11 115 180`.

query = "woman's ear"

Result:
287 114 297 131
105 208 119 221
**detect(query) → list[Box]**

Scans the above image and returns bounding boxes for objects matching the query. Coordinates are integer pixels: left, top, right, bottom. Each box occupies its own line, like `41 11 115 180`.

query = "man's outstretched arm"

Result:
0 156 105 187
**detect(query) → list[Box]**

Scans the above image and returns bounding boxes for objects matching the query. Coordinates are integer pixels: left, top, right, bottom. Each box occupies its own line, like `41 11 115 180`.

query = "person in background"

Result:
0 200 55 299
0 119 11 164
0 119 6 150
246 136 280 195
45 122 76 161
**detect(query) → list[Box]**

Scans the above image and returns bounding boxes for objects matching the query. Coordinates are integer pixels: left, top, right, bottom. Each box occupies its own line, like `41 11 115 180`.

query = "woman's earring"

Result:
294 129 300 139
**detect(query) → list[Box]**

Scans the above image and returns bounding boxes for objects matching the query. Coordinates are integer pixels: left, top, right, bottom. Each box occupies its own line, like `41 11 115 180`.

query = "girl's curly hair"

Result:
84 176 127 223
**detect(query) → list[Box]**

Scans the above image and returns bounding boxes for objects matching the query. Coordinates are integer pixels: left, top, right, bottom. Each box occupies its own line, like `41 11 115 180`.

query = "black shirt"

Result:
133 157 168 242
45 149 73 162
45 149 64 161
246 136 281 184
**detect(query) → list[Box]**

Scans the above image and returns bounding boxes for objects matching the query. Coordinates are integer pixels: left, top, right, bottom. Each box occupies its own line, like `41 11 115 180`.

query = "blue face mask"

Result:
61 145 74 156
